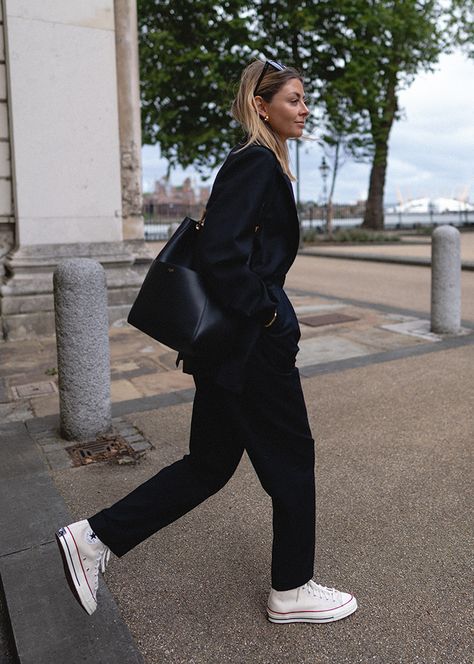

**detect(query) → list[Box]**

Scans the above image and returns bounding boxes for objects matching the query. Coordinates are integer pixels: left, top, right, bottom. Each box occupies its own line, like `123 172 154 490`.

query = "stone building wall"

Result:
0 1 151 340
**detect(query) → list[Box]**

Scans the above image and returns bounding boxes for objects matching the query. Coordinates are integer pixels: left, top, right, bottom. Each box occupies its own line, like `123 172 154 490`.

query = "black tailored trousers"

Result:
89 331 316 591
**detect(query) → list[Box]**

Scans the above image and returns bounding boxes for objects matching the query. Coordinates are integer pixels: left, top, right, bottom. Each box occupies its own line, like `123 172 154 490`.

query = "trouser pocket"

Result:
256 288 300 374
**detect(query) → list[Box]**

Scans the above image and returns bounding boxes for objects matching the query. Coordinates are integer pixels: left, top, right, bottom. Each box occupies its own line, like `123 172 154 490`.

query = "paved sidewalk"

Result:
52 343 473 664
301 229 474 270
0 250 473 663
0 289 454 425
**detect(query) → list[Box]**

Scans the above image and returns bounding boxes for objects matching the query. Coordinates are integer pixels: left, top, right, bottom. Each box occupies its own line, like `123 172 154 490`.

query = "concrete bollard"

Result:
431 225 461 335
53 259 112 440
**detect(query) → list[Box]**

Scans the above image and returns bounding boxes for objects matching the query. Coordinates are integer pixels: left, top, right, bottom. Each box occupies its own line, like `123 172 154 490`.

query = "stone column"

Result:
114 0 144 242
0 1 152 340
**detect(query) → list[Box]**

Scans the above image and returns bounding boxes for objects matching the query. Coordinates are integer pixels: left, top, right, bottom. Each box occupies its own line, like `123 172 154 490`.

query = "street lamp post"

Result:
319 156 330 236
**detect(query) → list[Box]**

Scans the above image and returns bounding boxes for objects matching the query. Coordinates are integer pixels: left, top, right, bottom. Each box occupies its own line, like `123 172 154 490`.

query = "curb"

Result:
299 249 474 271
0 421 144 664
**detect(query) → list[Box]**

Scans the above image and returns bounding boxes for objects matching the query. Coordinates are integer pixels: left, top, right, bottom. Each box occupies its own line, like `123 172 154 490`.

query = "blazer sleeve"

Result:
197 146 277 324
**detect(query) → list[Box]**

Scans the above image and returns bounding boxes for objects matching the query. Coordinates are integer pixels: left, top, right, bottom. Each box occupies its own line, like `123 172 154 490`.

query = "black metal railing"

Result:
143 203 474 241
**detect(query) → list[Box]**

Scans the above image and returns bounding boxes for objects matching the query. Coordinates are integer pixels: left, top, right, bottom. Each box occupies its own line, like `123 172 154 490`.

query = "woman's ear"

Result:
254 95 268 119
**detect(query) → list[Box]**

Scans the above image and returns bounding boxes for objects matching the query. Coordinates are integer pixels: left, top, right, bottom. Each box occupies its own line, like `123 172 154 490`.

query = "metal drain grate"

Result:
66 434 137 466
298 313 359 327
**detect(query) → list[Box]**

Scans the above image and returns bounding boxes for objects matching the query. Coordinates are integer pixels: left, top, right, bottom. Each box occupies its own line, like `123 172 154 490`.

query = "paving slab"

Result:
341 324 428 351
0 400 34 423
110 378 143 402
299 332 474 377
129 369 194 396
30 393 60 418
297 335 373 366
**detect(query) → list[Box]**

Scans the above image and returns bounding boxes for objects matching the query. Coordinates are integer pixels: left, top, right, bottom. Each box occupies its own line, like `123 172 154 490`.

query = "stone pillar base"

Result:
0 241 153 340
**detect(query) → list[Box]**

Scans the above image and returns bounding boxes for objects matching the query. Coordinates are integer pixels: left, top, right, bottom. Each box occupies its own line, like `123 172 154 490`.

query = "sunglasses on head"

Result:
253 59 286 96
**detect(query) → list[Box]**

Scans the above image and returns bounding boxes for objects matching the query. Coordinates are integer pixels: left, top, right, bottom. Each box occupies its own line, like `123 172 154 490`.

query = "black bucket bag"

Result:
127 216 234 357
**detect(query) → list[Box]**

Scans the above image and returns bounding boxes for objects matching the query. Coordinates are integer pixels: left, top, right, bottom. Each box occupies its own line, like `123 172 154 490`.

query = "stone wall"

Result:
0 1 152 340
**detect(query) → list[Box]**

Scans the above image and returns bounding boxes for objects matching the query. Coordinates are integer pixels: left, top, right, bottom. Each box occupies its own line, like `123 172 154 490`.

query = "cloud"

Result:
386 52 474 201
141 147 201 193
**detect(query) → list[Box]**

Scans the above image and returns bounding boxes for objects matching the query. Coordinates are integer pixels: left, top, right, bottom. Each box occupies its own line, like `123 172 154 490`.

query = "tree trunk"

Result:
327 141 340 240
362 69 398 231
326 199 334 239
362 141 388 230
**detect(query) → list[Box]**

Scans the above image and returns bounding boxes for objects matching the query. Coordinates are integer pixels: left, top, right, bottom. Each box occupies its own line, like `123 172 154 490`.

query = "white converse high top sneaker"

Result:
56 519 110 615
267 579 357 623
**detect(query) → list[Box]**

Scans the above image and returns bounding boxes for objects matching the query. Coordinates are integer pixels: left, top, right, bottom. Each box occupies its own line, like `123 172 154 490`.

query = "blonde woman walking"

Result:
56 58 358 624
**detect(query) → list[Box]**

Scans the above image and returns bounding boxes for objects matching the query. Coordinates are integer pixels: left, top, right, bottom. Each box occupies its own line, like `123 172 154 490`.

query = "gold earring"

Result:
264 114 269 122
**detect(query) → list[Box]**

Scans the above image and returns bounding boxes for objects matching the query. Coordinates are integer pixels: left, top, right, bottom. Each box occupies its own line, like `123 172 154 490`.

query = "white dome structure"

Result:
388 197 474 214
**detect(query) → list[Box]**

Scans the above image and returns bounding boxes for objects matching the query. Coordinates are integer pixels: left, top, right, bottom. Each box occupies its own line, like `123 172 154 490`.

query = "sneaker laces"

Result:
90 546 111 594
303 580 341 602
98 547 111 575
86 529 110 576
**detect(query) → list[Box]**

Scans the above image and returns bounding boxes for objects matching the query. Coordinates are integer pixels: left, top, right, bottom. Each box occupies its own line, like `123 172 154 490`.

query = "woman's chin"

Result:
290 127 304 139
278 128 304 141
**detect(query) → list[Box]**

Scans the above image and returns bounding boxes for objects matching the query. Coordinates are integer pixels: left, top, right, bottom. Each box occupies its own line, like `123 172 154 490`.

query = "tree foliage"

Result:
138 0 253 172
137 0 468 227
253 1 451 228
448 0 474 59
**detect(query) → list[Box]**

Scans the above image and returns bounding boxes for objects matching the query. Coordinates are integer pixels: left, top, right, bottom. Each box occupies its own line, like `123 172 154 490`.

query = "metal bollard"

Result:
431 225 461 335
53 259 112 440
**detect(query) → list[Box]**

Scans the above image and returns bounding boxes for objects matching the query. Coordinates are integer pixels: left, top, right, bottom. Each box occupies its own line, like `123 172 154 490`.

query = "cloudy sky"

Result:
141 51 474 206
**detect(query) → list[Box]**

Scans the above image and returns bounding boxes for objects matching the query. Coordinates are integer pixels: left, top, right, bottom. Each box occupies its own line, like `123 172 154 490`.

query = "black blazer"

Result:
182 143 300 392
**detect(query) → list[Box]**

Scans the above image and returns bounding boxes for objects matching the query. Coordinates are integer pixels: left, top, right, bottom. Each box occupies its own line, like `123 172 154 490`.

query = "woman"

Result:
56 59 358 624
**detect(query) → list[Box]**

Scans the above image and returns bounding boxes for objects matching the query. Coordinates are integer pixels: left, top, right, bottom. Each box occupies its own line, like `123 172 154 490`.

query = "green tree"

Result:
448 0 474 59
138 1 463 228
254 0 452 229
331 1 450 229
138 0 252 173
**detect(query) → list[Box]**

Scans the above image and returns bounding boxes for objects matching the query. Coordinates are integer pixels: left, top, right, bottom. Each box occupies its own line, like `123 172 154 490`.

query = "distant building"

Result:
144 178 210 219
301 200 366 219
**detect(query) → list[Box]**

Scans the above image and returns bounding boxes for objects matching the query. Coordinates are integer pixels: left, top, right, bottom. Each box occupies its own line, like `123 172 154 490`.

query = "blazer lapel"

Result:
274 162 300 255
275 161 297 210
281 169 296 202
